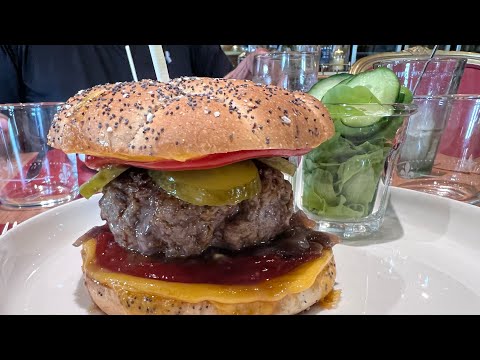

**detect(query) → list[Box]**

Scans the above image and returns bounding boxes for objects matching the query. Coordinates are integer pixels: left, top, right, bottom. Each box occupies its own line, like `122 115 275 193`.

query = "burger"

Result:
47 77 338 315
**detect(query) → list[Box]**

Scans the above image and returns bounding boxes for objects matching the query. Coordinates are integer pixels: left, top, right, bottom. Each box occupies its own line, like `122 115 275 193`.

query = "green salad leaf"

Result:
323 85 395 129
302 134 389 219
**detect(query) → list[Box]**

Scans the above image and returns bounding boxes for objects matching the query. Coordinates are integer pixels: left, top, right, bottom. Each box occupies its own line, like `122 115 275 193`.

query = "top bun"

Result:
47 77 334 162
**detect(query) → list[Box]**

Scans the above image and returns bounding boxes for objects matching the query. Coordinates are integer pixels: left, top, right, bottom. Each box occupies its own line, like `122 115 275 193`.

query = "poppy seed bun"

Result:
47 77 334 162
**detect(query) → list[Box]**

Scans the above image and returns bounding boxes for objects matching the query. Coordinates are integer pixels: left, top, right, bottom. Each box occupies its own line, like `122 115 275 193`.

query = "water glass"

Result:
0 103 79 208
394 95 480 203
373 57 467 96
394 96 451 178
252 51 319 92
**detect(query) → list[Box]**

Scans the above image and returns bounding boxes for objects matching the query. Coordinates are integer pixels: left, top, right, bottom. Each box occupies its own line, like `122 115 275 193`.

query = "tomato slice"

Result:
85 149 311 171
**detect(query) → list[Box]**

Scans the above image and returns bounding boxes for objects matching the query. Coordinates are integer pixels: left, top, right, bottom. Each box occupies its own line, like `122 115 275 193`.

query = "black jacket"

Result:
0 45 233 103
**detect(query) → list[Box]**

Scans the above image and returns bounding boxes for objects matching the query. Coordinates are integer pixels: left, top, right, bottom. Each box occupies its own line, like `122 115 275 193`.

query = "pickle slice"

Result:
79 165 129 199
257 157 297 176
149 160 261 206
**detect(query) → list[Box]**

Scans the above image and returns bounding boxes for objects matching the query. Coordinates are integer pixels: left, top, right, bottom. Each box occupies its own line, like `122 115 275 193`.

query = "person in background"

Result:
224 47 269 80
0 45 236 103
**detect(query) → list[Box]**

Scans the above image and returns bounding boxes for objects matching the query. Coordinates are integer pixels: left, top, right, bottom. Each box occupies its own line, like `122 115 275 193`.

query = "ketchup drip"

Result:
92 225 328 285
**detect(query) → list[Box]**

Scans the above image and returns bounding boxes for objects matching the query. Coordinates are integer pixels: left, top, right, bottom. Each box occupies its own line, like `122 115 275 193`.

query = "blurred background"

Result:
221 45 480 75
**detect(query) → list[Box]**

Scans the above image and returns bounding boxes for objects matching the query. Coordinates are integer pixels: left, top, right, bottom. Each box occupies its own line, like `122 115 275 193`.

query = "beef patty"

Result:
99 164 293 258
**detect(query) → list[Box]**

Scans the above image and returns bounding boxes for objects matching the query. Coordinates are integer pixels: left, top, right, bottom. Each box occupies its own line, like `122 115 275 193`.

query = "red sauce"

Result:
93 226 319 285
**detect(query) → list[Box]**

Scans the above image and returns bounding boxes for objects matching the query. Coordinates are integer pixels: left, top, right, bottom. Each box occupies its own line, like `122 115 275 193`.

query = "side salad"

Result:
302 68 413 219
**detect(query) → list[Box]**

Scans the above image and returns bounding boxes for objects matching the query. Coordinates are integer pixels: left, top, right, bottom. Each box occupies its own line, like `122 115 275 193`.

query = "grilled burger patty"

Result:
99 164 293 258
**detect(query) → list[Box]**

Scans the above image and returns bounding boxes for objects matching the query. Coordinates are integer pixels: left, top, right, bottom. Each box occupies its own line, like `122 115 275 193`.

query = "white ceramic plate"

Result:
1 187 480 315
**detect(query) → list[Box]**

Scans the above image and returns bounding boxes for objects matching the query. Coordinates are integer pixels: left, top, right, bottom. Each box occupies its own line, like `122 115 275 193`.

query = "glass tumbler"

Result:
293 103 417 238
252 51 319 92
394 94 480 203
373 57 467 96
0 103 78 208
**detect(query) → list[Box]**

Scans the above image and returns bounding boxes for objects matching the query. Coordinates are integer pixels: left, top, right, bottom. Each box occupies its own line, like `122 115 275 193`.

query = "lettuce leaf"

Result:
302 135 389 219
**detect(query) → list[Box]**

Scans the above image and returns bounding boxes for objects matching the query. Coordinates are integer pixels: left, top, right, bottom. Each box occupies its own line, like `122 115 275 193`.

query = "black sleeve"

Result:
191 45 234 78
0 45 22 103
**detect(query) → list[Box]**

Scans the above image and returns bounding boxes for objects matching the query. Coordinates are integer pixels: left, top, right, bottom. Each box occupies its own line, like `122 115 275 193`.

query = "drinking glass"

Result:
393 95 480 203
0 103 79 208
293 103 417 238
394 96 451 178
252 51 319 92
373 57 467 96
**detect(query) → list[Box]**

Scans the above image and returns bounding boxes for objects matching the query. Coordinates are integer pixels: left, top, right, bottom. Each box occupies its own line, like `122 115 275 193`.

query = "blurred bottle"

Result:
320 45 333 65
332 48 346 72
292 45 320 54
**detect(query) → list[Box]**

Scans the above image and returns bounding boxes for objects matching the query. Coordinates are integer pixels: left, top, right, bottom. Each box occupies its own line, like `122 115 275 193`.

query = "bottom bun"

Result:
84 254 336 315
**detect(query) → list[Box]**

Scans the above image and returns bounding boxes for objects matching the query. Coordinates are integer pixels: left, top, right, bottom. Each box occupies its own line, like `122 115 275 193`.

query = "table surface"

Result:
0 206 47 224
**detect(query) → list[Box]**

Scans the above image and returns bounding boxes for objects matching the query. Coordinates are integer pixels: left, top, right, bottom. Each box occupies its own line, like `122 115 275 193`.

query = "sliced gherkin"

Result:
148 160 261 206
79 165 129 199
257 157 297 176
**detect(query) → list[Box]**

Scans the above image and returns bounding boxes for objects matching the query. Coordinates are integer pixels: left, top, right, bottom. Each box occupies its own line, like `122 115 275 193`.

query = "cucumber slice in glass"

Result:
344 67 400 104
398 85 414 104
323 85 390 128
327 103 394 128
334 119 384 142
322 85 380 104
308 73 352 100
340 104 394 127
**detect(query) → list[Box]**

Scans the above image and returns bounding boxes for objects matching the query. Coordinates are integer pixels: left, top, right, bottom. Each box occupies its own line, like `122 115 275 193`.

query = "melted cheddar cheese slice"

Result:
84 151 201 162
83 239 332 304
